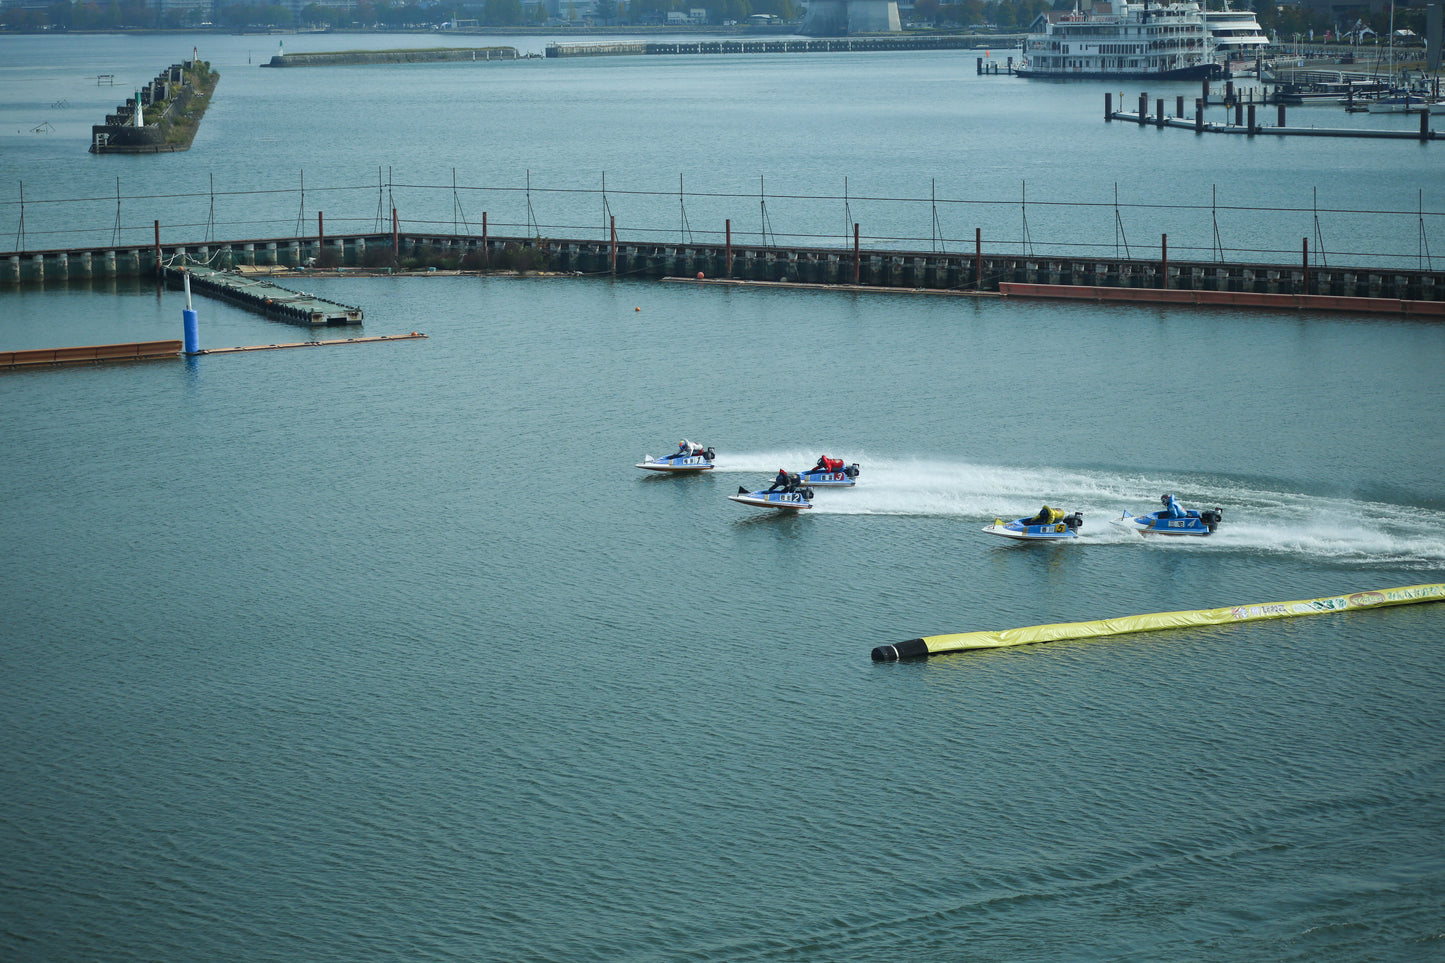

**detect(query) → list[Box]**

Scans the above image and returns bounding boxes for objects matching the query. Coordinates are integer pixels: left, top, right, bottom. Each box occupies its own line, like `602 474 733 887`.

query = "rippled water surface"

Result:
2 31 1443 963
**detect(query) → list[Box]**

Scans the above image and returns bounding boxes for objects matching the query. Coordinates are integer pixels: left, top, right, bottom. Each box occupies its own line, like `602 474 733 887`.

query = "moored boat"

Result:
1202 1 1271 73
1019 0 1221 81
1367 92 1431 113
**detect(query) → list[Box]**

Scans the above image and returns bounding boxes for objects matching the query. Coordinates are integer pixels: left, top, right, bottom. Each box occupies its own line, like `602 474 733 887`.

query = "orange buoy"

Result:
696 272 704 280
635 307 641 312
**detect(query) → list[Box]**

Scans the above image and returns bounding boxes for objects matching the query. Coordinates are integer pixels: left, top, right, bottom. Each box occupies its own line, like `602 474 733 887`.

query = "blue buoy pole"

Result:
182 269 199 355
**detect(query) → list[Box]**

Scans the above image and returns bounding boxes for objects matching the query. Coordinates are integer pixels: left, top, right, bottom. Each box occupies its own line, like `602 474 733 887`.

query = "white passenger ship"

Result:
1202 2 1272 72
1018 0 1222 80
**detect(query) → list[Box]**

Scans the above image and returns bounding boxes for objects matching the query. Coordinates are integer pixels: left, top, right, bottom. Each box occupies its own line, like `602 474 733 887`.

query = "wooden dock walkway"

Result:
197 333 426 355
1 340 181 369
165 265 363 325
3 334 427 372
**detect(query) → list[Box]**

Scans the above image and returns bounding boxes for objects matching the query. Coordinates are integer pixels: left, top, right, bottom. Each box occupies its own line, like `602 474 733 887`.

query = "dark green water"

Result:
2 32 1443 963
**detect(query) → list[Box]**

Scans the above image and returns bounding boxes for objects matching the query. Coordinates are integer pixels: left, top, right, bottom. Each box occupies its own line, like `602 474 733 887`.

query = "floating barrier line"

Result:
871 583 1445 661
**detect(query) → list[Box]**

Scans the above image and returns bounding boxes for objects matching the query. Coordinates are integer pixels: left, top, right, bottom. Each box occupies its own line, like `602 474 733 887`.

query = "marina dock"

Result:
1106 92 1437 141
164 264 363 325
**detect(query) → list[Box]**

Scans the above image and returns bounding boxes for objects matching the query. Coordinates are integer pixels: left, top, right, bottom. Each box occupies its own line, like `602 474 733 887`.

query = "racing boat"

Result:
637 443 716 473
798 459 860 488
728 477 815 511
983 511 1083 540
1112 495 1222 536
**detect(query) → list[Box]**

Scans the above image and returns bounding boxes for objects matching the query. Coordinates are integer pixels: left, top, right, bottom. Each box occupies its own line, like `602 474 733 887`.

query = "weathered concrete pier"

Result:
544 34 1014 57
5 230 1442 318
90 59 218 154
263 47 517 67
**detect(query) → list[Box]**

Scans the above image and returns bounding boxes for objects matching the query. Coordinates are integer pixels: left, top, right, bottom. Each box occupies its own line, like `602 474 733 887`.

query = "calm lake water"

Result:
1 32 1443 963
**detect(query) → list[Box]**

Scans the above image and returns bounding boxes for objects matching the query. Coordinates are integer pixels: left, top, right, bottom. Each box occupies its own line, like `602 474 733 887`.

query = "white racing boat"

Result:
637 440 716 473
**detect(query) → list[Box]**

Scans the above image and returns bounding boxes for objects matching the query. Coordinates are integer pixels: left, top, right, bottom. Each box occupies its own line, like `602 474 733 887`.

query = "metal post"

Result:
481 211 488 267
975 227 983 291
1138 92 1148 125
853 223 860 284
1105 91 1112 121
1302 238 1309 293
1161 234 1168 289
317 211 324 262
610 215 617 275
1176 95 1184 118
1195 98 1204 133
725 219 732 278
1278 103 1286 128
153 219 161 275
392 207 399 260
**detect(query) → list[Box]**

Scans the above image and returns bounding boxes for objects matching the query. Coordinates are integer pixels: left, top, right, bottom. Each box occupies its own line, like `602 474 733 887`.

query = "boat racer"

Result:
1161 493 1186 518
1024 505 1064 526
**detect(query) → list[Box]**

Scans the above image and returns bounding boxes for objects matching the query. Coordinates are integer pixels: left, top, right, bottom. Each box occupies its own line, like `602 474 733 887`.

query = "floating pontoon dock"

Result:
165 264 363 325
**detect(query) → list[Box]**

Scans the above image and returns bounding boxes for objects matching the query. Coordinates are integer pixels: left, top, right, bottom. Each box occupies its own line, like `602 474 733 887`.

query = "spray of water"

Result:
712 450 1445 567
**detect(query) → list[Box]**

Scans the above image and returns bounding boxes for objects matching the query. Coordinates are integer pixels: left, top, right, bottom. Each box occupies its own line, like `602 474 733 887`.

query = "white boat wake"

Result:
711 450 1445 567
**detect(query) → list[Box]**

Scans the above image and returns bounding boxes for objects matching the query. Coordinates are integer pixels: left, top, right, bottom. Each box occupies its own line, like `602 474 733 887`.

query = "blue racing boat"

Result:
1112 494 1222 536
729 471 815 511
637 440 716 473
983 508 1083 540
797 457 860 488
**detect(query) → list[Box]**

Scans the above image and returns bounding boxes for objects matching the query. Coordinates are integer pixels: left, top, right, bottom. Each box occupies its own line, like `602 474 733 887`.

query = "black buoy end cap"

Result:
871 638 930 662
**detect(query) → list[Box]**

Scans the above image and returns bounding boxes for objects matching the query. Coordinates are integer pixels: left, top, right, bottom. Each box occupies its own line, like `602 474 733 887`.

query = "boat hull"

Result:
1112 509 1220 536
729 490 813 510
798 464 859 487
983 518 1080 540
637 451 715 472
1017 63 1219 80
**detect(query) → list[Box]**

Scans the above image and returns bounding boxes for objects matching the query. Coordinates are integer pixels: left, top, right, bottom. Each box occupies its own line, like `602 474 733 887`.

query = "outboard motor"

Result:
844 463 861 479
704 447 716 461
1064 512 1084 532
1200 508 1223 533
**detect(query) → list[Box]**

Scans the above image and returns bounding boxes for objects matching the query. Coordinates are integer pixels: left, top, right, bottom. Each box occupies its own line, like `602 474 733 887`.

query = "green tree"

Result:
485 0 523 25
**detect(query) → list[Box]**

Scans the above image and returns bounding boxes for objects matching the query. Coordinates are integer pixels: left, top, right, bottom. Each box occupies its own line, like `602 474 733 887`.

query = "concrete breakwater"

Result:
263 47 518 67
3 232 1441 316
90 59 218 154
545 35 1019 57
